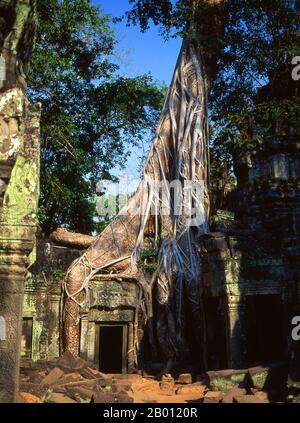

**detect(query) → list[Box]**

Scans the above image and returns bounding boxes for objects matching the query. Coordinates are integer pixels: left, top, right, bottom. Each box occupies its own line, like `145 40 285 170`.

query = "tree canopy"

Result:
126 0 300 211
28 0 166 236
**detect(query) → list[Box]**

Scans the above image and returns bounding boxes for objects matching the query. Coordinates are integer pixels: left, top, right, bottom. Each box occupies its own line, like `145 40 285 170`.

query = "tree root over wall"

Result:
62 40 210 373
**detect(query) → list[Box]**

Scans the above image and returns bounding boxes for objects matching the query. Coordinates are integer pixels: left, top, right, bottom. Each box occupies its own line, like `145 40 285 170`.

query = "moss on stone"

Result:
22 291 44 362
210 377 235 391
250 370 268 389
289 381 300 389
209 371 247 392
231 373 247 384
3 155 38 222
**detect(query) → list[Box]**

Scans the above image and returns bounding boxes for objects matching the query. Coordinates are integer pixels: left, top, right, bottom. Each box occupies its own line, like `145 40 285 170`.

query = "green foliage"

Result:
210 1 299 134
233 98 300 139
28 0 165 236
140 249 158 259
127 1 299 111
140 263 158 273
41 388 53 403
138 248 158 273
127 0 300 211
76 395 91 403
52 268 66 280
95 191 132 232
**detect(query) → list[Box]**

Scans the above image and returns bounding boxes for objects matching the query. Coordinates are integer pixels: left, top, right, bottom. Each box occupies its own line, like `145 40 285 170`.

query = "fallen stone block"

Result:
110 379 131 393
80 368 96 380
160 374 175 392
131 377 160 394
18 381 50 400
248 362 288 390
19 392 43 403
86 367 107 379
247 366 269 390
52 372 83 386
48 393 78 404
41 367 64 386
52 386 67 394
254 391 269 401
203 391 223 403
29 372 47 384
55 377 105 389
233 395 269 404
66 386 94 401
159 390 175 396
177 373 192 384
91 390 133 403
159 381 174 391
206 369 247 392
222 385 247 403
56 351 87 371
176 384 205 397
99 385 112 392
79 367 108 385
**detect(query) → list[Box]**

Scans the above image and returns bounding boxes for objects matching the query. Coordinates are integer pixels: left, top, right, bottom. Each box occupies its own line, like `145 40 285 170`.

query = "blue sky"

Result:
94 0 181 85
92 0 181 186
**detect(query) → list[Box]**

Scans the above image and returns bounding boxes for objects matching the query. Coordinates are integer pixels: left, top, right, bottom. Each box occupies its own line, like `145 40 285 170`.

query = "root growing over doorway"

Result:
62 40 210 372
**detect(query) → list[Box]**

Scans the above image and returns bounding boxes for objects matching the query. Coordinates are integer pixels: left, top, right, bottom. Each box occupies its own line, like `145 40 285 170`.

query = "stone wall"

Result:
23 240 141 373
201 127 300 374
23 240 80 361
234 130 300 235
201 232 297 368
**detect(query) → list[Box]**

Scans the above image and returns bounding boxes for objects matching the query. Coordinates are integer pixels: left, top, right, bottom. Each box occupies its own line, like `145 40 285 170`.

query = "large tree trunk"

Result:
63 1 227 373
63 40 209 359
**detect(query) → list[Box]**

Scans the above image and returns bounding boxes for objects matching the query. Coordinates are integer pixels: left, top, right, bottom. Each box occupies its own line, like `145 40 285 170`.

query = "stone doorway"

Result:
96 323 128 373
21 317 33 359
245 294 287 366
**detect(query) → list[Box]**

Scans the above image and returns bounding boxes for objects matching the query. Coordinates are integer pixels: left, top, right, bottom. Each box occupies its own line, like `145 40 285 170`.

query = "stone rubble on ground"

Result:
203 391 223 403
221 386 247 403
19 353 299 403
177 373 193 384
41 367 64 385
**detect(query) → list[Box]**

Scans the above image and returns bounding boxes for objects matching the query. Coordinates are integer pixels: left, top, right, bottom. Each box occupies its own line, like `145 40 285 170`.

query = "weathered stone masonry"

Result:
22 240 140 374
22 241 80 362
200 127 300 375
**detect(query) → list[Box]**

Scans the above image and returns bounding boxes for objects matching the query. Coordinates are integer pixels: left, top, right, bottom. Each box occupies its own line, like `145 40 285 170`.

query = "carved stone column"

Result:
0 0 38 403
227 300 246 369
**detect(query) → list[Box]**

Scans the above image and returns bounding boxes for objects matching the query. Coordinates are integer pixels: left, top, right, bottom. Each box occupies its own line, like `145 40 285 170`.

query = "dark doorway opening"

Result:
21 317 33 358
203 296 228 370
98 324 127 373
245 294 287 366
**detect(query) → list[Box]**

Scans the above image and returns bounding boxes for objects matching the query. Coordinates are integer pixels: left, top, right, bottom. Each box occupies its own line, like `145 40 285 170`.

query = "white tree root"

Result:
62 40 210 372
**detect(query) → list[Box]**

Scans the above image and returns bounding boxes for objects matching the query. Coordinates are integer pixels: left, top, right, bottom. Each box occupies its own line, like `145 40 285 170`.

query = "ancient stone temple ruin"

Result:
201 124 300 372
23 241 141 373
21 121 300 380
